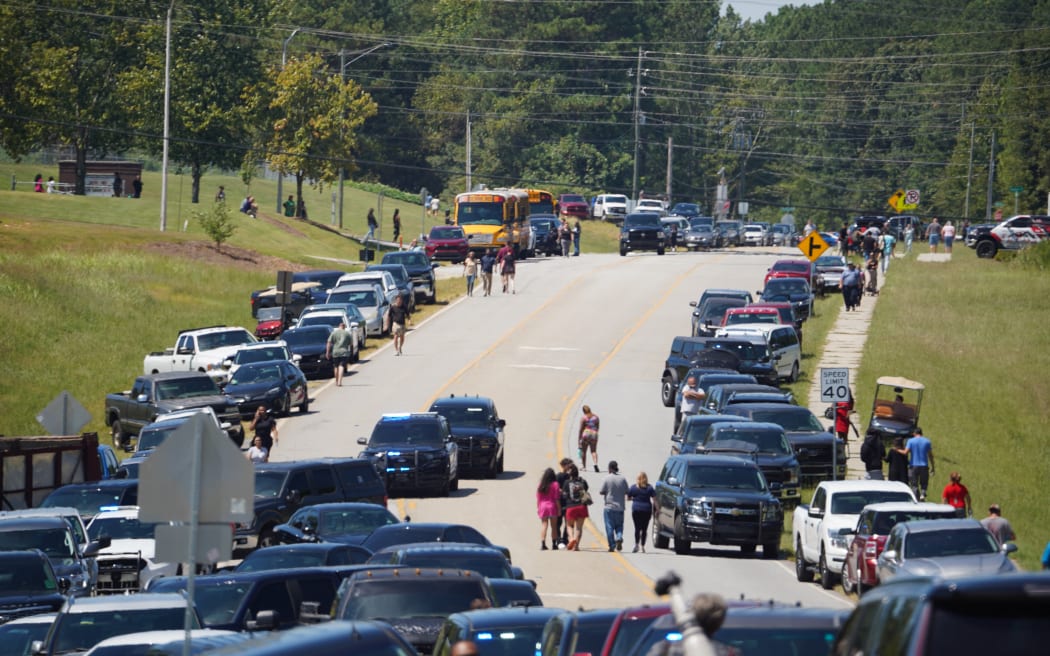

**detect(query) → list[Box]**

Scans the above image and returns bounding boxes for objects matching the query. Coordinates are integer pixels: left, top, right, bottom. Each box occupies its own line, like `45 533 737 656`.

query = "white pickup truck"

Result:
793 480 915 589
143 326 257 382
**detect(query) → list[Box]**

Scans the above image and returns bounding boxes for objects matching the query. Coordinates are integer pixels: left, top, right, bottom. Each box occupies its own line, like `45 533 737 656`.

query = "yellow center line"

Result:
556 253 730 596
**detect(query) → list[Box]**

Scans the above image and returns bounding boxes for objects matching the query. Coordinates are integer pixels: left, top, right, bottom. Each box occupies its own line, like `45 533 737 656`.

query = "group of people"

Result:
32 174 56 194
246 405 279 463
555 217 581 256
462 244 517 297
924 217 957 253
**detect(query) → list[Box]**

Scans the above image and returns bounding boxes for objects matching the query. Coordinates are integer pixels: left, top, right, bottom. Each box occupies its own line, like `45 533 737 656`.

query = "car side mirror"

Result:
357 437 368 445
808 507 824 519
247 609 279 631
1003 543 1018 554
671 436 681 443
432 263 439 269
838 527 854 536
287 489 302 504
511 566 525 580
223 359 233 369
881 549 898 562
667 476 680 486
689 301 697 307
136 394 149 403
31 640 45 656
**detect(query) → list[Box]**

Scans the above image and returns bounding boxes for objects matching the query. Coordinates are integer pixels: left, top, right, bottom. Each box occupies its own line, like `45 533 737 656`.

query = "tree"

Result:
248 53 378 211
195 201 237 251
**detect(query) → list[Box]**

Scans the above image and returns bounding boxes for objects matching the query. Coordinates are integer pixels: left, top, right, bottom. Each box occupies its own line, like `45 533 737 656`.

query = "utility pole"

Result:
964 122 975 220
631 47 643 202
159 0 174 231
465 115 472 192
985 129 996 221
665 137 672 204
276 28 301 214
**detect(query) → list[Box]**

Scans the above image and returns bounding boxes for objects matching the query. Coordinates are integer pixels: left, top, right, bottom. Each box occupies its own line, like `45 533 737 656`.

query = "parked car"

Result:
832 572 1050 655
540 608 621 656
366 542 522 580
530 215 561 257
557 194 590 220
696 421 801 507
689 288 752 337
763 258 814 287
876 518 1017 584
716 323 802 383
0 552 67 622
635 198 666 213
357 413 459 497
488 579 543 608
250 270 346 318
40 480 139 522
652 454 783 557
224 360 310 418
235 543 372 571
382 251 438 305
681 223 721 251
428 395 506 479
619 212 667 256
672 371 756 431
671 413 744 456
0 613 58 654
885 214 923 242
660 336 713 407
721 403 846 482
670 203 701 218
87 506 175 594
699 339 783 387
295 310 361 363
325 284 390 337
742 224 767 246
592 194 629 222
366 263 416 312
757 277 814 322
82 630 236 656
216 341 298 387
840 501 957 595
272 502 400 545
691 296 748 337
254 306 295 341
299 303 367 350
969 213 1050 258
425 225 470 263
434 607 563 656
359 523 510 562
279 325 334 379
715 221 743 246
770 223 796 246
812 254 847 295
598 604 671 656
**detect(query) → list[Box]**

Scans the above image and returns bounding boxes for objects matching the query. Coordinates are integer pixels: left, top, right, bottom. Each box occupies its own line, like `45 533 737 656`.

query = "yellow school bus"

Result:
523 188 555 215
454 190 530 254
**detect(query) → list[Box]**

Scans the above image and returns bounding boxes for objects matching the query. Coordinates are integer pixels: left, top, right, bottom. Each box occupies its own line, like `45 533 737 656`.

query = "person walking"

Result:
572 219 581 256
480 249 496 296
444 209 453 225
838 223 849 257
904 427 935 501
860 429 885 479
283 195 296 217
980 504 1016 546
679 376 706 420
462 252 478 297
392 209 401 244
925 217 942 253
325 321 353 386
885 437 909 484
390 294 410 356
563 464 589 551
861 230 876 263
249 406 278 452
536 468 561 550
578 405 600 472
132 176 143 199
903 223 914 254
496 243 516 294
669 223 679 252
942 220 956 253
600 461 629 552
555 457 573 547
246 436 269 463
840 262 862 311
46 176 55 193
366 209 378 243
430 196 440 217
881 231 896 273
627 472 656 553
941 472 972 518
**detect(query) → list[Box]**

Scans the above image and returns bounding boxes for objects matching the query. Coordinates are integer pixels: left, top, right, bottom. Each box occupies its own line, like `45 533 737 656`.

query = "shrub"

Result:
195 202 238 251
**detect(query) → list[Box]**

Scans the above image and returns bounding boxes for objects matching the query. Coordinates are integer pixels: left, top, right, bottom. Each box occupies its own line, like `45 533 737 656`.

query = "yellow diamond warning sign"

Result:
798 232 829 262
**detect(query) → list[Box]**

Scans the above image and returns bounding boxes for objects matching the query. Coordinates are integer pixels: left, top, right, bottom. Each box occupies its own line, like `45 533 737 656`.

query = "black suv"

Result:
689 289 753 337
698 340 780 386
703 383 791 414
0 550 69 623
619 212 666 256
672 370 756 431
381 251 438 304
237 458 387 553
334 567 495 655
660 336 712 407
428 395 506 479
832 572 1050 655
696 421 801 507
366 263 416 312
721 403 846 482
652 454 782 558
357 413 459 497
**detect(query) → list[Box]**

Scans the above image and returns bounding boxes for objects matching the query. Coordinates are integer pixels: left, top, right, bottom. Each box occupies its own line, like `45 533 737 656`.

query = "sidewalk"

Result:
806 266 886 479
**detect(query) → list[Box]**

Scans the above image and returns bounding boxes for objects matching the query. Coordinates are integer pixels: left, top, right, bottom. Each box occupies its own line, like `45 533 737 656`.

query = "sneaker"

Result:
594 465 600 473
632 544 639 553
541 542 548 551
616 539 623 551
566 539 578 551
608 546 615 552
641 545 646 553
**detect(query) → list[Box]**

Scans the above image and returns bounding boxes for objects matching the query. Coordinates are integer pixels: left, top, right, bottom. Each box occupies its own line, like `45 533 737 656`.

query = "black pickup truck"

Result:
104 372 243 449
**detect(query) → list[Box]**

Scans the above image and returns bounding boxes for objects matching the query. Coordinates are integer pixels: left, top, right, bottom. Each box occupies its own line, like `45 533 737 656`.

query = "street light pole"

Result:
276 28 301 214
159 0 174 231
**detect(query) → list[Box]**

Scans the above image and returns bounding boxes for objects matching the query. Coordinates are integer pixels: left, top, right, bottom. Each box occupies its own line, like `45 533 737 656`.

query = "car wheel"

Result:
763 541 779 559
110 419 125 450
976 239 997 258
819 549 835 589
795 538 814 582
439 476 451 497
789 361 800 383
450 474 459 492
660 375 676 407
841 561 856 595
740 544 756 554
673 515 691 555
653 521 669 549
299 396 310 413
856 568 867 596
619 245 627 256
496 452 505 475
274 394 291 417
258 526 277 549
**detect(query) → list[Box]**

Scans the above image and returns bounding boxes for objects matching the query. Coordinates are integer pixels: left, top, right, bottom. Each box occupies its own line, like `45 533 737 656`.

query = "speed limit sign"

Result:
820 368 851 403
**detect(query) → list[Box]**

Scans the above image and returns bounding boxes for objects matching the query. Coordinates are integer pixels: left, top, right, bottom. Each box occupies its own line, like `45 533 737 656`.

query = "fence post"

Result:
10 175 15 191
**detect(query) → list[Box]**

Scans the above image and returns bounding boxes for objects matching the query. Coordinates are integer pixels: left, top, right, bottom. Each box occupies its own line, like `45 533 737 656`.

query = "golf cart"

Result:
867 376 924 445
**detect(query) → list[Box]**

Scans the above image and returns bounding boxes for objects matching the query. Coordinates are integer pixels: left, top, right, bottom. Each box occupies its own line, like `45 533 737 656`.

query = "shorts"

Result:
579 429 598 451
392 323 405 336
566 505 589 522
928 234 940 246
332 355 349 369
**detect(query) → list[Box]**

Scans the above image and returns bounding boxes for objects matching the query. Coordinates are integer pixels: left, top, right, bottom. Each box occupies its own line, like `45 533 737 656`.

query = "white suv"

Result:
86 507 179 594
592 194 628 221
716 323 802 383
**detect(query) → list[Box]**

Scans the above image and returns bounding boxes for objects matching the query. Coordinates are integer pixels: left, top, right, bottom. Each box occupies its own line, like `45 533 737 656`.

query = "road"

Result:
275 249 852 612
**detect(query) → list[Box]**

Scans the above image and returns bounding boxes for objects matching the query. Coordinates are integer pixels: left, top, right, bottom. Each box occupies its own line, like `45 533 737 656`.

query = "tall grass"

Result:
854 248 1050 570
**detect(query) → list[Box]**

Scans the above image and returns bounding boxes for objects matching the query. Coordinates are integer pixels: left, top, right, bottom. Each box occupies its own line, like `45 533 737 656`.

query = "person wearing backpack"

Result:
564 464 590 551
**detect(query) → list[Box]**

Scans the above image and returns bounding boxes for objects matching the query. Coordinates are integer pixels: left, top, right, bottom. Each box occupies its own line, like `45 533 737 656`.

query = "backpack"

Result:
568 479 592 505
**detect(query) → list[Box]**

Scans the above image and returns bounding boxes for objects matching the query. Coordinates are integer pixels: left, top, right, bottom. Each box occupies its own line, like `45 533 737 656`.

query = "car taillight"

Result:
864 537 878 557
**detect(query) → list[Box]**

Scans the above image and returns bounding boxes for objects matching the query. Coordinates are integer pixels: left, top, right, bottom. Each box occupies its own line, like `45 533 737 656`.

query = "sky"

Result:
726 0 821 23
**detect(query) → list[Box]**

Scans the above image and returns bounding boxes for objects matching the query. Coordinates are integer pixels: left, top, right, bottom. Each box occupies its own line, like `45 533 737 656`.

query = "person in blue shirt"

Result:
904 427 935 501
1041 541 1050 570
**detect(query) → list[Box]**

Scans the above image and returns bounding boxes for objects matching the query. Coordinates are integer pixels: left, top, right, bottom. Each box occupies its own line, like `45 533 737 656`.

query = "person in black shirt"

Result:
250 406 278 451
390 294 410 356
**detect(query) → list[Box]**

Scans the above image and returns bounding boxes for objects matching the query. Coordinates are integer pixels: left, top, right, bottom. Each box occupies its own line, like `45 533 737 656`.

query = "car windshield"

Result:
137 421 185 451
773 262 810 273
237 550 330 572
320 507 399 536
531 219 557 231
765 279 810 294
328 290 377 307
0 558 59 592
281 327 329 347
235 348 289 365
685 465 766 491
751 408 824 432
682 420 724 446
154 377 219 401
709 341 767 360
385 253 429 267
430 227 464 240
926 602 1050 653
362 527 442 552
369 267 407 283
339 579 485 620
689 218 714 228
873 510 957 535
54 608 191 653
625 214 661 227
830 491 914 515
455 203 503 226
88 516 157 541
904 528 999 559
256 307 284 321
253 471 288 498
43 488 131 518
196 330 254 352
709 429 791 454
674 204 700 214
726 312 778 325
298 315 343 330
229 363 284 385
701 299 745 321
562 195 585 203
431 405 490 428
0 528 75 564
815 255 844 267
368 421 444 447
716 627 840 655
399 554 511 579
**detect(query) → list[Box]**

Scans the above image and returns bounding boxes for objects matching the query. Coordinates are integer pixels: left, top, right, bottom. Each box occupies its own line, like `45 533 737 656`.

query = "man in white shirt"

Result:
680 376 706 418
